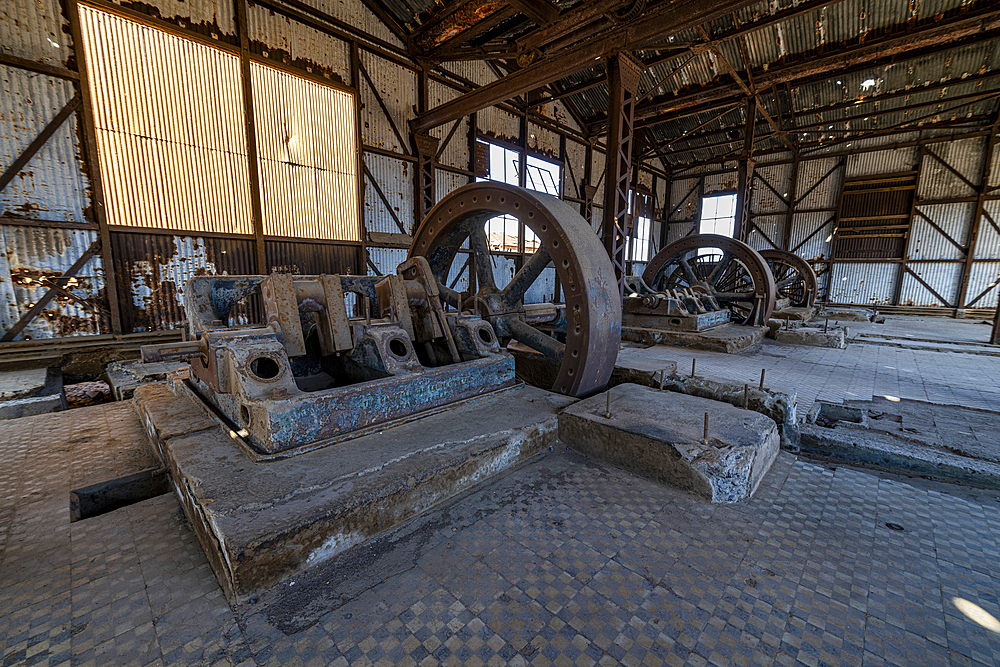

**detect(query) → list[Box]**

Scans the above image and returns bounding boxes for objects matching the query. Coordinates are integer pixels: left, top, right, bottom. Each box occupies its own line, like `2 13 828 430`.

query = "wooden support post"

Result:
66 0 122 334
602 52 642 296
956 116 1000 310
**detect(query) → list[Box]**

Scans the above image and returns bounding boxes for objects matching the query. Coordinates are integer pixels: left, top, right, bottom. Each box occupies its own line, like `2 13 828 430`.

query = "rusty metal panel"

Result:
99 0 236 35
828 262 896 305
478 105 520 145
251 61 360 241
965 261 1000 308
363 153 412 235
111 232 256 332
665 220 696 245
310 0 404 48
367 246 407 276
80 5 254 235
845 146 919 178
790 211 833 260
427 79 470 170
898 263 961 307
445 251 471 294
434 168 468 203
974 199 1000 259
752 162 791 214
669 177 699 221
908 203 973 261
563 140 586 201
358 49 415 154
747 214 782 252
1 0 71 63
0 225 104 339
526 122 559 159
704 171 737 194
439 61 498 87
265 239 360 275
249 3 350 82
795 158 841 210
0 70 90 221
590 148 606 190
918 136 986 199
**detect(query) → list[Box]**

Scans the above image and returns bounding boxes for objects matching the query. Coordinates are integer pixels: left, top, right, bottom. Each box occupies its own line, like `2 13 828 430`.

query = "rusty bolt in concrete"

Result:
759 368 766 391
691 358 696 378
703 412 710 446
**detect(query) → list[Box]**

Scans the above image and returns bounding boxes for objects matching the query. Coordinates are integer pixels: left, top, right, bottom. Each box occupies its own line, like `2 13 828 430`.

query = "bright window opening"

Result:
699 194 737 237
79 4 359 241
629 216 651 262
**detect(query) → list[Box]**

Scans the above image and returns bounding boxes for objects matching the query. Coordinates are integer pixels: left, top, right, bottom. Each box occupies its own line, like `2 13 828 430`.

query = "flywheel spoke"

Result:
469 225 497 292
502 246 551 308
506 317 565 363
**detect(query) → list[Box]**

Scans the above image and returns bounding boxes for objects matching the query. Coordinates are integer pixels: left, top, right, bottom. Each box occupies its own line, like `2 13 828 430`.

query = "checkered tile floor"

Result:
2 385 1000 665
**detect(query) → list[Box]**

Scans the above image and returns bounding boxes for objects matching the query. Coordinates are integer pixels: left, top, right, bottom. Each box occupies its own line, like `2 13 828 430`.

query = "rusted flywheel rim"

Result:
642 234 777 327
408 182 621 398
759 249 818 308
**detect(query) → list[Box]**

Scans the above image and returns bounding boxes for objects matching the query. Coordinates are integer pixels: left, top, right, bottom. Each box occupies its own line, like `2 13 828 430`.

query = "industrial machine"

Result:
631 234 777 329
759 248 818 309
142 183 621 456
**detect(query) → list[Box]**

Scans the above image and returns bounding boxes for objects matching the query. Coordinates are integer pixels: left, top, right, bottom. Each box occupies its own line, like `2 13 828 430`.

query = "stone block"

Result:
559 384 780 503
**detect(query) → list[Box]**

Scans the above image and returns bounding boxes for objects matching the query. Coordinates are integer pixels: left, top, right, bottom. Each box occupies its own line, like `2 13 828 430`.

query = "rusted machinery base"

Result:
621 323 766 354
135 379 574 604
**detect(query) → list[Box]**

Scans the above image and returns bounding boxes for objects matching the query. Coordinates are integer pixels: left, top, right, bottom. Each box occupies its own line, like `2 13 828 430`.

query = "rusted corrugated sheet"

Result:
363 153 412 235
1 0 71 64
964 261 1000 308
478 105 520 145
563 140 586 201
439 61 498 88
526 122 559 158
0 70 90 221
669 177 699 221
111 232 255 332
589 148 605 190
358 49 414 154
845 146 919 177
265 239 360 275
794 158 841 210
445 251 471 294
533 100 581 134
752 162 791 214
747 214 782 252
316 0 404 49
367 246 407 276
898 263 961 307
252 61 360 241
974 199 1000 259
908 203 973 261
249 3 350 82
828 262 896 305
102 0 236 35
704 171 738 194
790 211 833 260
918 136 985 199
434 168 468 203
0 225 104 340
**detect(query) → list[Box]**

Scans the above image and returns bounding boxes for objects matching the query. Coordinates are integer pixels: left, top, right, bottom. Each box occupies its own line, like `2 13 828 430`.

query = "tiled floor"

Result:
2 323 1000 667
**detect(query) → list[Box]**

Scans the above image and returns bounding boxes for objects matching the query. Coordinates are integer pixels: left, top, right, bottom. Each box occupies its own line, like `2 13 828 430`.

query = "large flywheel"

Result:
408 183 621 397
759 249 818 308
642 234 776 327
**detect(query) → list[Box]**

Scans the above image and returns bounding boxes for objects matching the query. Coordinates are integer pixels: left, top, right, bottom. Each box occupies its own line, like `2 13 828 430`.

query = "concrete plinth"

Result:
774 326 847 348
621 323 765 354
509 341 676 392
559 384 779 503
770 306 816 321
135 380 574 602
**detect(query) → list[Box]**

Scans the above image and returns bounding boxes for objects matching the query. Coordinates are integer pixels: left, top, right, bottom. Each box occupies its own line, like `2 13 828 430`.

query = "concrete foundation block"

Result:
559 384 780 503
136 380 573 602
774 326 847 348
771 307 816 321
621 324 765 354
